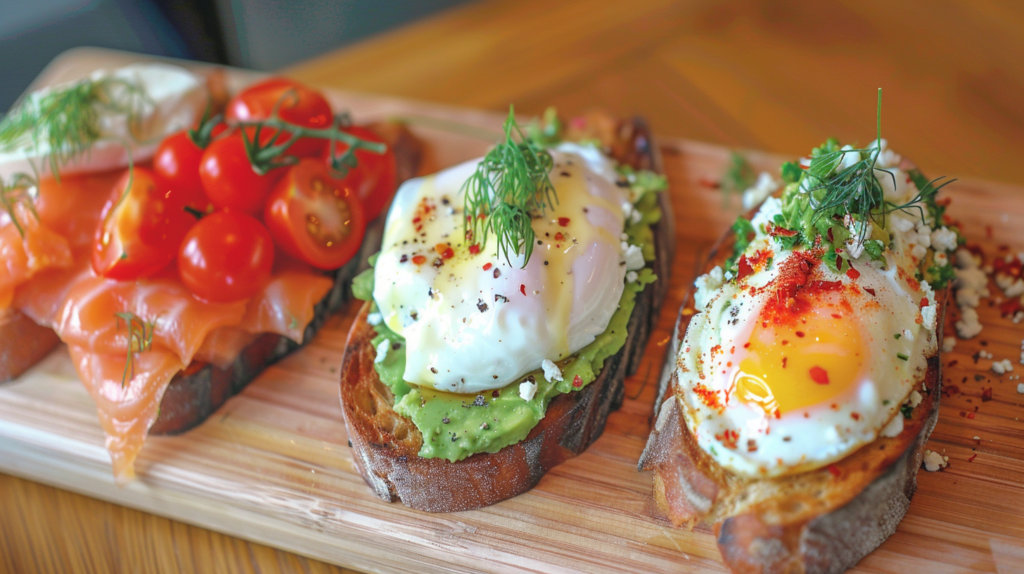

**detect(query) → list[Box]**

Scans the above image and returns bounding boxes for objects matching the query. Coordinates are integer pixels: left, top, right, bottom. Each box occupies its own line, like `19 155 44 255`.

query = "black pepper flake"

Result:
480 422 490 430
974 374 985 382
560 171 570 177
615 180 629 188
433 257 444 268
391 343 402 350
430 367 438 374
544 260 549 266
441 197 450 205
442 416 450 424
400 254 408 263
410 311 418 320
477 299 489 313
427 287 434 298
493 268 501 279
537 240 543 245
451 435 458 442
473 395 487 407
495 294 509 303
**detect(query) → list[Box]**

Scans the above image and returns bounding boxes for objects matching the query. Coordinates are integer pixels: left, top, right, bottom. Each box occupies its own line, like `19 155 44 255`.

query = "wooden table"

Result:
4 0 1023 572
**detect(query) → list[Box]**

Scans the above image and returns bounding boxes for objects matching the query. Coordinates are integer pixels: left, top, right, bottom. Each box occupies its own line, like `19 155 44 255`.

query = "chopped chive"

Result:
897 352 909 361
894 333 901 340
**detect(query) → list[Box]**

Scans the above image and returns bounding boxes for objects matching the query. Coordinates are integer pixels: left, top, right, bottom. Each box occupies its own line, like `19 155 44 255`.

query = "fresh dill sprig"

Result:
802 89 955 240
0 75 150 180
461 106 557 267
721 151 754 208
0 173 40 237
115 312 156 388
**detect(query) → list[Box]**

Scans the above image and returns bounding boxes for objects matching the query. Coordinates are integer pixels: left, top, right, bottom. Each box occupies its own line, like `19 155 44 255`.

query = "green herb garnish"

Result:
897 352 909 361
721 151 755 208
115 312 156 388
462 106 557 267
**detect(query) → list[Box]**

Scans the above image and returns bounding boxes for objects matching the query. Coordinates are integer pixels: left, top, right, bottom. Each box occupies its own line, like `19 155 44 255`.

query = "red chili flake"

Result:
943 385 960 397
795 331 805 338
851 412 861 421
809 366 830 385
782 357 788 368
483 262 492 271
864 287 876 296
442 247 454 260
828 464 842 478
554 232 565 242
737 255 755 281
468 244 481 255
572 375 583 388
999 297 1022 317
714 429 740 450
557 217 570 227
846 267 861 280
412 216 422 224
693 383 722 411
766 222 798 238
981 387 993 402
412 255 427 265
967 412 976 419
773 408 781 419
920 297 930 309
697 177 721 189
520 284 527 296
968 454 978 463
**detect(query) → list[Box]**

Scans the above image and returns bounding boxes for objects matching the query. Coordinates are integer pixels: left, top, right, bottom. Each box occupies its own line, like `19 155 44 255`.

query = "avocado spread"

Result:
352 165 664 462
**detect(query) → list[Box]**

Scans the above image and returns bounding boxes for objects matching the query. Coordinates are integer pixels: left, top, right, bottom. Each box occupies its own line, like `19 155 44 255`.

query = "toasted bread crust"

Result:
339 116 674 512
639 206 947 573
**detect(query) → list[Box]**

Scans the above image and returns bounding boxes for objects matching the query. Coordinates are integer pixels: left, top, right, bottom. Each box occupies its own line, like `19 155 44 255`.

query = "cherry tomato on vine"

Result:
177 211 275 303
153 128 224 213
91 168 193 280
322 126 397 222
225 78 333 158
264 159 366 270
199 132 283 214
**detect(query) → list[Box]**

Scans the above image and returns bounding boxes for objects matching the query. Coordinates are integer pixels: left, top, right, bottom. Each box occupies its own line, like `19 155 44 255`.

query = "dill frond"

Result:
115 312 156 388
461 106 556 267
0 173 40 237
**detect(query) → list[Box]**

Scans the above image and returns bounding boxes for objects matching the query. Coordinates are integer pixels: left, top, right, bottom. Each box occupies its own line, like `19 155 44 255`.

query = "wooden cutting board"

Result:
1 48 1022 574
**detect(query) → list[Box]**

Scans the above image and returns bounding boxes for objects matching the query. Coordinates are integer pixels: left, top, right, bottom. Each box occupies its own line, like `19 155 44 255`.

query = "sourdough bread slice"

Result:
639 212 947 574
339 116 674 512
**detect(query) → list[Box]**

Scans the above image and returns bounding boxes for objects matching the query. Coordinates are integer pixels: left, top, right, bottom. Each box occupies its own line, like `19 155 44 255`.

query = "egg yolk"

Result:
731 302 865 416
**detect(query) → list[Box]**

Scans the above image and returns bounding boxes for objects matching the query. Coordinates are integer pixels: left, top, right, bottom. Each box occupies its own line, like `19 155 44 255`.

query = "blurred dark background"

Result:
0 0 473 109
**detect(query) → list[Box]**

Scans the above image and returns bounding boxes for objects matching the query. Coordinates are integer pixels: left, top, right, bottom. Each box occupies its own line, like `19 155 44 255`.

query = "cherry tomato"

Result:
91 168 193 280
177 211 275 302
153 129 224 213
199 132 282 214
264 159 366 270
322 126 397 222
225 78 333 158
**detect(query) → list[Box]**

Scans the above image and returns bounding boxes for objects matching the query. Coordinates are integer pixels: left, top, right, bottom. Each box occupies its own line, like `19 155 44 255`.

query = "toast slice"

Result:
639 212 947 574
339 116 675 512
0 123 423 437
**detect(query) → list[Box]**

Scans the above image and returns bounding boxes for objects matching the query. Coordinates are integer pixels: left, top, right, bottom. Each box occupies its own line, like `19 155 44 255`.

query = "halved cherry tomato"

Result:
322 125 397 222
153 128 224 214
264 159 366 270
91 168 193 280
199 132 283 214
225 78 333 158
177 211 274 302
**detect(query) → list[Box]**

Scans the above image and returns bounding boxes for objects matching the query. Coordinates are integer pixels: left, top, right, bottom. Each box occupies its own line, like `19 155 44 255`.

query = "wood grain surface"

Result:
3 1 1024 572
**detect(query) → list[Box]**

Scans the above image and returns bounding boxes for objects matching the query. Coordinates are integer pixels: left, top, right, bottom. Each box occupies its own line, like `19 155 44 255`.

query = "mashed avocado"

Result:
353 168 663 462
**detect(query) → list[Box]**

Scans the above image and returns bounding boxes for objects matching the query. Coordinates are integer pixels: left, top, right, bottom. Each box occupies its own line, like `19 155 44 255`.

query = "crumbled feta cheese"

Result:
891 216 915 233
519 380 537 401
541 359 563 383
907 390 923 408
626 270 638 283
992 359 1014 375
934 252 949 267
921 304 937 332
1005 279 1024 298
870 138 902 169
902 329 915 342
367 312 383 326
620 201 643 225
922 450 948 472
931 227 958 252
1018 383 1024 394
956 308 983 339
622 242 645 271
741 172 779 210
942 336 957 353
694 266 725 311
911 244 928 261
374 340 390 364
837 145 861 171
979 350 993 360
880 413 904 438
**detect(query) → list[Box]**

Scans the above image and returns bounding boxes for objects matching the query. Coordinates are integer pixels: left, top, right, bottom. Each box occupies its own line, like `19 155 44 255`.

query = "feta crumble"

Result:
541 359 563 382
942 336 957 353
922 450 948 472
374 339 390 364
519 380 537 401
622 242 645 270
367 312 383 326
992 359 1014 375
694 266 725 311
741 171 779 210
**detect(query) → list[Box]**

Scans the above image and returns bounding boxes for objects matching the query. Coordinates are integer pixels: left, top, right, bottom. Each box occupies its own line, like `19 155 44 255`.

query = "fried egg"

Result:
373 143 633 393
678 192 939 478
